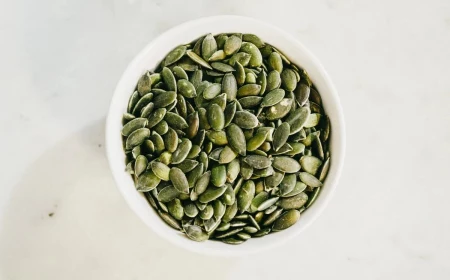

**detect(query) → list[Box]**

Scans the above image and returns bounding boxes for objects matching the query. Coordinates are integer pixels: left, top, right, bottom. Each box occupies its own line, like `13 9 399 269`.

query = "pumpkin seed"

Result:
184 224 209 241
282 181 307 197
261 89 285 107
266 70 281 91
224 35 242 55
279 173 297 196
167 199 184 220
186 50 212 69
172 65 188 80
299 172 323 188
272 209 300 231
273 122 290 151
240 42 262 67
159 210 181 230
226 158 240 183
164 45 187 66
319 157 330 182
265 98 293 120
235 62 246 86
214 228 243 239
253 227 271 237
268 52 283 73
243 155 271 169
200 205 214 220
184 202 199 218
216 222 231 232
263 208 283 226
221 184 236 205
211 62 235 73
277 192 309 210
199 186 227 204
122 118 148 136
300 155 323 175
233 111 259 129
229 52 251 67
237 180 255 213
208 103 225 131
222 201 238 223
272 156 301 173
237 84 261 97
295 83 310 106
125 128 150 150
206 130 228 146
171 138 192 164
202 33 217 60
246 130 268 151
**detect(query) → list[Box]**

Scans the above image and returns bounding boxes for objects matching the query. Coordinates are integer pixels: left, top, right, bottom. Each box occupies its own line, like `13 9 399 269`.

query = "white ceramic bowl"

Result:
106 15 345 256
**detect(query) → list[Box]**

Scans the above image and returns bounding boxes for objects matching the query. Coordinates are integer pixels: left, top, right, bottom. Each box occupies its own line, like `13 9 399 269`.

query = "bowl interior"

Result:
106 15 345 256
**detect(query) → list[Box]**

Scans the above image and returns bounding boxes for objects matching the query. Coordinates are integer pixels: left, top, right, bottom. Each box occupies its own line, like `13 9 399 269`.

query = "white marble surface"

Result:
1 0 449 279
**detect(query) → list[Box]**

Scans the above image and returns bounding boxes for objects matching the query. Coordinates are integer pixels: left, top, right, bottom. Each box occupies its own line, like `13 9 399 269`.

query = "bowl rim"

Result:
106 15 346 256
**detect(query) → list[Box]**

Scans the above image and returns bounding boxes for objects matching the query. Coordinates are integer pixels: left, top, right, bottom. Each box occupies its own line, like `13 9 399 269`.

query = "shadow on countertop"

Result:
0 119 235 280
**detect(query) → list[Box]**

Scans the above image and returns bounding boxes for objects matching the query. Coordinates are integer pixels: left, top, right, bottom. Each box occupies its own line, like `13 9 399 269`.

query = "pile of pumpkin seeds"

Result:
122 33 331 244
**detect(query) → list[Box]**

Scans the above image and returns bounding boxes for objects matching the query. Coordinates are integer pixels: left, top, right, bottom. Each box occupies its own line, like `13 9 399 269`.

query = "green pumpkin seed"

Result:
174 159 198 173
220 73 237 102
282 181 307 197
122 118 148 136
167 199 184 220
320 115 331 142
171 138 192 164
199 185 227 204
204 141 213 153
137 73 152 95
243 155 271 169
210 93 227 110
202 33 218 60
192 36 204 55
222 201 238 223
222 102 237 128
184 202 199 218
123 113 136 123
190 70 203 90
299 172 322 187
240 161 253 180
244 226 258 233
280 69 297 92
261 89 285 107
226 124 247 156
319 157 330 182
304 113 321 128
272 209 300 231
192 171 210 196
125 128 150 150
264 205 278 215
300 155 323 175
184 224 209 241
172 65 188 80
238 96 262 108
213 200 226 219
186 50 212 69
162 127 177 153
125 161 135 174
187 163 204 188
294 83 310 106
158 151 171 165
176 79 196 98
203 83 221 100
313 135 325 160
279 173 297 196
146 108 166 129
164 111 188 130
233 111 259 129
221 184 236 205
219 145 238 164
268 52 283 73
309 87 322 105
158 210 181 230
169 167 189 194
229 52 251 67
225 158 240 183
204 217 221 232
246 130 268 151
224 35 242 55
198 107 210 130
235 62 246 86
200 205 214 220
150 161 170 181
211 165 227 187
161 67 177 92
215 34 228 49
257 197 280 211
127 91 140 113
262 208 283 226
266 70 281 91
207 103 225 131
214 228 243 239
277 192 308 210
305 187 321 208
253 227 271 237
237 84 261 97
272 156 301 173
265 98 293 120
140 102 155 118
211 62 235 73
230 220 247 227
273 122 290 151
216 222 231 232
208 50 226 62
187 144 201 159
132 93 153 116
206 130 228 146
242 34 265 48
134 155 147 177
240 42 262 67
195 201 207 211
136 171 160 192
164 45 187 66
237 180 255 213
152 91 176 108
251 192 269 211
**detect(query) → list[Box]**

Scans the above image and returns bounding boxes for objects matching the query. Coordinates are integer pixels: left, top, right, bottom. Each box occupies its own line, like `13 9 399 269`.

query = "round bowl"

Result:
106 15 345 256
